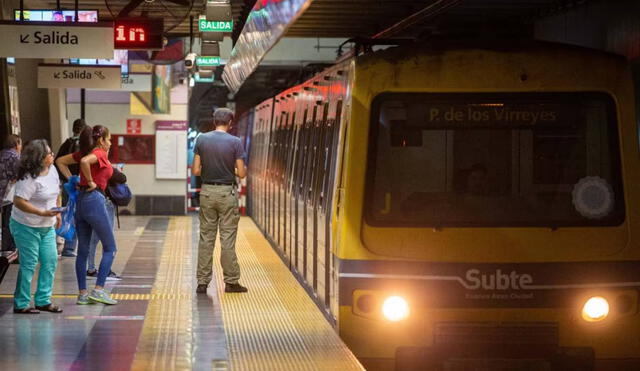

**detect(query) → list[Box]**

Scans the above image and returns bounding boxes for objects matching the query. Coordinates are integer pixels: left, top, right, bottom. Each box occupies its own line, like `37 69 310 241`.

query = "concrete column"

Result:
48 88 68 150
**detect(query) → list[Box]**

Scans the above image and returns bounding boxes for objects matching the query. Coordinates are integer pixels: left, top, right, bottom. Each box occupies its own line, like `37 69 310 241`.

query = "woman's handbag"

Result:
55 175 79 240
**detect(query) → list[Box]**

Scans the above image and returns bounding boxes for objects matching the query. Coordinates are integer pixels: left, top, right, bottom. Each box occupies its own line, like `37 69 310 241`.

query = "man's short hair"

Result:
72 118 87 135
213 108 234 127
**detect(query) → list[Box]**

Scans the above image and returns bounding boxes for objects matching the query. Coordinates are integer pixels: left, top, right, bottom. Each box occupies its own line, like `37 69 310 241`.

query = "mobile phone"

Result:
50 207 66 213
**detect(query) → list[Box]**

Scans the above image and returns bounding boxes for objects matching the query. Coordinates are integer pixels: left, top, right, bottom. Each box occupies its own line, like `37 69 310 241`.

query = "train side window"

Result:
296 108 309 198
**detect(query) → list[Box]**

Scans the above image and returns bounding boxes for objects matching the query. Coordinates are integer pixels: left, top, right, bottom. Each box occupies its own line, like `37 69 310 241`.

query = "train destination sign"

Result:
198 17 233 32
0 21 114 59
413 103 571 129
38 64 121 89
196 56 221 66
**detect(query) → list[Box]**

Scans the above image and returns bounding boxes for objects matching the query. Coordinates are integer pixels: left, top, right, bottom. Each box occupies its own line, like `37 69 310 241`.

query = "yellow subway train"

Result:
243 41 640 370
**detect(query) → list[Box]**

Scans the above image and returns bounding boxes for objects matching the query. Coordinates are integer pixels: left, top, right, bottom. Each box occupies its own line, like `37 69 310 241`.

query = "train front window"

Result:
367 93 624 227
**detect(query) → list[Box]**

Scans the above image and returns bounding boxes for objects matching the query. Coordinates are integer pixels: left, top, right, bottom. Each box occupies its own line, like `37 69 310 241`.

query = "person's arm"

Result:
13 196 59 217
235 140 247 179
80 153 99 191
235 158 246 179
55 153 78 180
192 154 202 176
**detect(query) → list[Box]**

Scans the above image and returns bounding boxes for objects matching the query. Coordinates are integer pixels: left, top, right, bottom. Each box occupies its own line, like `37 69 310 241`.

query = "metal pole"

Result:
56 0 61 10
74 0 79 22
19 0 24 21
81 89 86 119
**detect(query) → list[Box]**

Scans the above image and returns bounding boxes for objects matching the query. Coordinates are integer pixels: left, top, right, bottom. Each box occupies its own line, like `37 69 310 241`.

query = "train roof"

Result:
355 39 627 67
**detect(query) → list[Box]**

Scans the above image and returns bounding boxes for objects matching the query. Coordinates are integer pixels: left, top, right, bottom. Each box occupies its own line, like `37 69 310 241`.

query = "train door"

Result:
323 99 342 309
284 109 297 266
277 110 288 253
305 104 320 286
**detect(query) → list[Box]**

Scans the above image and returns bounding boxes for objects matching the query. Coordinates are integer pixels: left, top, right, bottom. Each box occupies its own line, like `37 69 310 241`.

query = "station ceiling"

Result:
29 1 590 41
284 0 590 38
31 0 250 36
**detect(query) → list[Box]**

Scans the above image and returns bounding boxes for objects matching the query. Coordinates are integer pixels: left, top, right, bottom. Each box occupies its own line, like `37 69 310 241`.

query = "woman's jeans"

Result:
75 191 117 290
10 219 57 309
88 199 115 272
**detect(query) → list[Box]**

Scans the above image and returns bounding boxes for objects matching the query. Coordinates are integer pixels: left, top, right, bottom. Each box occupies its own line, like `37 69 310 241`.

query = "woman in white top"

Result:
10 140 62 314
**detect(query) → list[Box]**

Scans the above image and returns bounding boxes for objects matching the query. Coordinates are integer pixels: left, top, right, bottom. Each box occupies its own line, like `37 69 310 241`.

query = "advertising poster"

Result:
152 65 171 114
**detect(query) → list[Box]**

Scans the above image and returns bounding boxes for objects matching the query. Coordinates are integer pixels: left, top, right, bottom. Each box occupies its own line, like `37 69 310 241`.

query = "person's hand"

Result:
39 209 59 217
55 214 62 229
87 181 97 191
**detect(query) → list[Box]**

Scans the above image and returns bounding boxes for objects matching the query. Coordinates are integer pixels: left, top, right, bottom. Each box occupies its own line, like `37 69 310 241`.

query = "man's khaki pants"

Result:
197 184 241 285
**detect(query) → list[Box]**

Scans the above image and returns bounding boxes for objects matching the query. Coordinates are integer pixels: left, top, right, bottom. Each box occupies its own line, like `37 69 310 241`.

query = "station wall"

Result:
67 89 188 215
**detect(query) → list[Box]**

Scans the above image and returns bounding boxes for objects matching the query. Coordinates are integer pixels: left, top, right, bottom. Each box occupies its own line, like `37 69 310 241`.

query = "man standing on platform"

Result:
192 108 247 294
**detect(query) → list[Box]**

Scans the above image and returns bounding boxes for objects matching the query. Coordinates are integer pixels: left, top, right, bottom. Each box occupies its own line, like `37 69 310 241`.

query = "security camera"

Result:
185 53 197 69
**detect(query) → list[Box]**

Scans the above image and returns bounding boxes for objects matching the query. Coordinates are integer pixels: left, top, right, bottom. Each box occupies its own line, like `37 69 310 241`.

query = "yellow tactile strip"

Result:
0 294 190 301
131 217 194 371
213 217 364 371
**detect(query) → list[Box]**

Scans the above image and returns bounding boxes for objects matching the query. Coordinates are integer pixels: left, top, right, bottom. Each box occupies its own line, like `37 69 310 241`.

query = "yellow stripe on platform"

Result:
213 217 364 371
0 293 190 301
131 217 194 371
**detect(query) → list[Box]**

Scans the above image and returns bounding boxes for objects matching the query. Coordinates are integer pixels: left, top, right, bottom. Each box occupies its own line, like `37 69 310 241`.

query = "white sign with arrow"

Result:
38 64 121 89
0 21 114 59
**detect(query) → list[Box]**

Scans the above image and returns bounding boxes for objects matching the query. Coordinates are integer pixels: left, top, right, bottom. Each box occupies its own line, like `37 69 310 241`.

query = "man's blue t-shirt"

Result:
194 131 245 184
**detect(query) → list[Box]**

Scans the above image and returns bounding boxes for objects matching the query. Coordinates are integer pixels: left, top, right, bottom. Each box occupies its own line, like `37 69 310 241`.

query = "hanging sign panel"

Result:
196 56 221 66
38 64 121 89
199 17 233 32
88 73 152 91
0 21 114 59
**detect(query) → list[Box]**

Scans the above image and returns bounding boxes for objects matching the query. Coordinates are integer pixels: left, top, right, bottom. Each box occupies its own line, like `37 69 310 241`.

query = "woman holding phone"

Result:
11 140 62 314
56 125 118 306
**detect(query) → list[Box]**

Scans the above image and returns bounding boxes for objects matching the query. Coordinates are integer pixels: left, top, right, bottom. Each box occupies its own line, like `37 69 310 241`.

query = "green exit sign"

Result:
199 18 233 32
195 73 214 83
196 56 221 66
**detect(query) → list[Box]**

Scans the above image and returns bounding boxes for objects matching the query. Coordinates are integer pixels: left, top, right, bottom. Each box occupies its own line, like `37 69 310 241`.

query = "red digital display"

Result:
113 18 164 50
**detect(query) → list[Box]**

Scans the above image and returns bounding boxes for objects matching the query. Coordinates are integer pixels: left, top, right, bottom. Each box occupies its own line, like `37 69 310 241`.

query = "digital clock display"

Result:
114 18 164 50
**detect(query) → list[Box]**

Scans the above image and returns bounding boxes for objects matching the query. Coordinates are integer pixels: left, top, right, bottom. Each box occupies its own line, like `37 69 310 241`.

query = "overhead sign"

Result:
199 17 233 32
0 21 114 59
38 64 121 89
88 74 152 91
194 73 214 83
121 74 152 91
196 56 221 66
114 18 164 50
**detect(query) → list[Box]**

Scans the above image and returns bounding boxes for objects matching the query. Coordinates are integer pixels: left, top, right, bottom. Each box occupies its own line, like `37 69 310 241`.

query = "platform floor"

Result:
0 216 363 371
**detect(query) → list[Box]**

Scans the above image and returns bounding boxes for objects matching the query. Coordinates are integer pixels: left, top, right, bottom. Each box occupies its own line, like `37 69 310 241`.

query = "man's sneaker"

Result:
61 252 77 257
88 289 118 305
76 293 94 305
224 283 248 293
106 270 122 281
86 270 98 279
196 284 208 294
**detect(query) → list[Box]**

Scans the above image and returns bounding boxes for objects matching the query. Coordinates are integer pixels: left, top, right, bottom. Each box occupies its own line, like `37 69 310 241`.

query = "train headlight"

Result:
582 296 609 322
382 295 409 321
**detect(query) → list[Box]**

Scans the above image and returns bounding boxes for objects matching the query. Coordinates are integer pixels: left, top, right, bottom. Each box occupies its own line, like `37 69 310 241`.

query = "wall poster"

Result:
155 120 187 179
